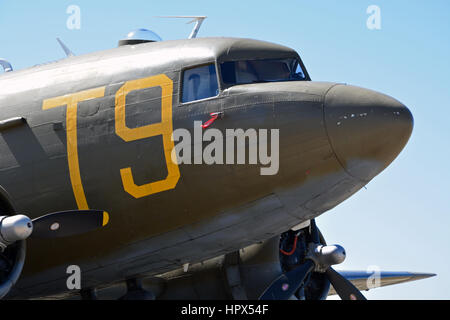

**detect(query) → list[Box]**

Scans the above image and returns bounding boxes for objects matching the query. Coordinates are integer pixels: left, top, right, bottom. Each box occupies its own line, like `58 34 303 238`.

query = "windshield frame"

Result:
179 62 222 105
217 55 311 90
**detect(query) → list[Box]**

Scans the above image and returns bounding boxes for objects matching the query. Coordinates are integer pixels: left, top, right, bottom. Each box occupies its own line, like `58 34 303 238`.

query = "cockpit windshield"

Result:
220 58 306 85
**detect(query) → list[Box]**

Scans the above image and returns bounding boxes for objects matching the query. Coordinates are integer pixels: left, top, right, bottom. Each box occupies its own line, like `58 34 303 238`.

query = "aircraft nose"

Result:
324 84 413 182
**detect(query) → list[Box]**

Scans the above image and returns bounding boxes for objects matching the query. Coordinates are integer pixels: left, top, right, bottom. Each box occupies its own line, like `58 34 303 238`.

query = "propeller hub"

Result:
0 215 33 249
306 244 346 272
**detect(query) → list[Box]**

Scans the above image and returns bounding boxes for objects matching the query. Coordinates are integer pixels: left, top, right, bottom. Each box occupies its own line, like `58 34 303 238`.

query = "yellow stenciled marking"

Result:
115 74 180 198
43 87 106 210
102 211 110 226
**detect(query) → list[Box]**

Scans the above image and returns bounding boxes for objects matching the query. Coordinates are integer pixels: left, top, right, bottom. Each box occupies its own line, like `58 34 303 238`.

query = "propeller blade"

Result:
259 260 315 300
31 210 109 239
325 267 367 300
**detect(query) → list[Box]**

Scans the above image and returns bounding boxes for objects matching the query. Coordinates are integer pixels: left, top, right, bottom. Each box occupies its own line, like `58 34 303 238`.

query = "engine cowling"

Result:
0 240 26 299
0 184 111 299
239 230 331 300
0 214 32 299
151 227 331 300
0 189 28 299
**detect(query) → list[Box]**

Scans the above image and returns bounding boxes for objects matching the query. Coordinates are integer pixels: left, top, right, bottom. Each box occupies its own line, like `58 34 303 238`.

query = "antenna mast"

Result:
56 38 75 57
156 16 207 39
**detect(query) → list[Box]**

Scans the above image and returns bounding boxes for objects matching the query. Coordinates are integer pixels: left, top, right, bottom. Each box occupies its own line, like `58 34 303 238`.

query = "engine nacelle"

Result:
141 238 283 300
147 230 331 300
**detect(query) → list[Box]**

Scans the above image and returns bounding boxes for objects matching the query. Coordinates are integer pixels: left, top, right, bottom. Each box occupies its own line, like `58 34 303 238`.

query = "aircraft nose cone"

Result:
324 84 413 182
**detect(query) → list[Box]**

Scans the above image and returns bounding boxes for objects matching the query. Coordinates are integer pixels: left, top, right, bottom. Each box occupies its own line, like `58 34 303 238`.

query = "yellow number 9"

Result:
115 74 180 198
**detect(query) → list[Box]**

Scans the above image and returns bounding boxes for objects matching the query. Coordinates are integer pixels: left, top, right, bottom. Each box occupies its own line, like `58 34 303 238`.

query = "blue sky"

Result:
1 0 449 299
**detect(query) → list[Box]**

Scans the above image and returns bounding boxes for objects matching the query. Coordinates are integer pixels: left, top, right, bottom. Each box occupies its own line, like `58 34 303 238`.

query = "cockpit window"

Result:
182 64 219 103
220 58 306 85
